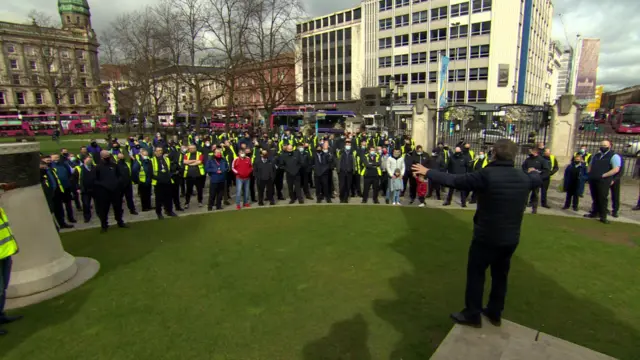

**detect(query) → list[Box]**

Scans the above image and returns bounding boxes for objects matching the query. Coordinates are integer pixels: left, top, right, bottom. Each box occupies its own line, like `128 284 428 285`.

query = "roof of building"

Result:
58 0 91 16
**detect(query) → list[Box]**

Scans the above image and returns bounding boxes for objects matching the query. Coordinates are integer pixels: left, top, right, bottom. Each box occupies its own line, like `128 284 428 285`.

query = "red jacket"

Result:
232 157 253 179
417 178 428 197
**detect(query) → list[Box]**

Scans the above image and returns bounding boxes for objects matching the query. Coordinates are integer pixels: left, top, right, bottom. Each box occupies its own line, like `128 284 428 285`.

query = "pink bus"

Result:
0 120 32 137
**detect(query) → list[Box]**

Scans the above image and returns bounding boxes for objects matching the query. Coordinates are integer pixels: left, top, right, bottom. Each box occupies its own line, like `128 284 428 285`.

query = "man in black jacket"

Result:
151 147 178 219
313 145 333 203
337 140 356 203
412 139 542 328
253 149 276 206
521 147 550 214
361 146 382 204
540 148 559 208
443 147 470 207
79 156 96 223
95 151 127 232
427 148 443 200
116 153 138 216
278 144 304 204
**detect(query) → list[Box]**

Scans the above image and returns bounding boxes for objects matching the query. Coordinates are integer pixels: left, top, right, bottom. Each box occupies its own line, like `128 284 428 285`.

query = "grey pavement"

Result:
60 177 640 233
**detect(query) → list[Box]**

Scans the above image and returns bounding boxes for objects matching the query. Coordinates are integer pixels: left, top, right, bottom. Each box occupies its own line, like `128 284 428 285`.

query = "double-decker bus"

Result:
269 107 354 133
0 113 108 134
0 119 31 137
612 104 640 134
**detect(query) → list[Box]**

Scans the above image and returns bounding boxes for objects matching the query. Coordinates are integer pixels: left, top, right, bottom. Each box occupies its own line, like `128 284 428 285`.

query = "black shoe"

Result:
542 205 551 209
561 206 570 210
259 202 265 206
327 200 332 204
481 309 501 327
461 203 467 208
130 210 139 215
442 202 450 206
117 223 128 228
269 201 276 206
385 199 390 204
84 219 91 223
176 207 185 212
361 200 367 204
68 218 77 224
469 200 477 204
278 196 285 201
316 199 322 204
60 224 74 229
289 200 295 204
584 213 597 218
600 218 610 224
306 196 314 200
373 200 380 204
0 315 23 325
142 207 152 212
216 206 223 210
633 206 640 211
409 199 415 204
532 208 537 214
612 212 619 218
298 200 304 204
450 312 481 328
100 227 108 233
224 201 231 206
167 212 178 217
572 207 578 211
157 214 164 220
207 207 213 211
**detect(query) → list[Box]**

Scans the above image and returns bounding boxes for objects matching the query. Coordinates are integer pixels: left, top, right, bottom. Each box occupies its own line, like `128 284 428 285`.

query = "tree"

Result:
242 0 303 126
27 11 76 129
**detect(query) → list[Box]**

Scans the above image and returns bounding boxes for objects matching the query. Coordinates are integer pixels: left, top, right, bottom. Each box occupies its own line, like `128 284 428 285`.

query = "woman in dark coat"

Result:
562 154 588 211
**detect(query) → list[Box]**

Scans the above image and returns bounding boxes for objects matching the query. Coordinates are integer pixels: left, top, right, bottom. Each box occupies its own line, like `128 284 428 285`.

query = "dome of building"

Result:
58 0 91 16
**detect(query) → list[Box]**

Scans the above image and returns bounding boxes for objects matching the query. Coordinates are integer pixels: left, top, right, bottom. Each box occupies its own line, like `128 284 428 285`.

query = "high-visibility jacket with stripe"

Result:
473 157 488 169
549 154 558 178
336 149 361 174
360 153 382 176
151 157 174 185
0 208 18 260
575 152 592 165
183 152 205 177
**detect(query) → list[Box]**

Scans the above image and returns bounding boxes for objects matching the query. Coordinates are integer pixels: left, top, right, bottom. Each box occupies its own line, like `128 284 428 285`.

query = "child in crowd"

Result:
390 168 404 205
562 154 587 211
416 174 429 207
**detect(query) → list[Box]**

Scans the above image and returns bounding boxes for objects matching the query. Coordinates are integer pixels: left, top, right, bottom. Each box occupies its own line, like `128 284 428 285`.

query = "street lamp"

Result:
184 101 193 129
380 78 404 133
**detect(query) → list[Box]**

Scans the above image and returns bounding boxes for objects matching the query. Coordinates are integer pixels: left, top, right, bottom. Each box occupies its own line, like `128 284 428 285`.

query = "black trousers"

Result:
308 171 314 188
362 176 379 203
138 183 152 210
185 176 205 204
540 179 551 206
428 179 441 199
286 173 302 201
0 257 12 316
589 179 610 220
121 183 136 212
408 175 418 200
351 173 361 196
171 180 182 209
528 187 541 208
81 192 94 222
177 176 186 197
71 187 82 210
339 171 353 202
154 183 173 215
53 189 75 225
564 188 580 210
446 187 467 205
208 181 225 209
225 172 235 199
95 187 123 229
328 170 335 195
300 170 312 197
257 178 274 204
315 172 330 201
463 241 518 319
380 173 388 197
275 169 285 199
249 175 257 202
610 179 621 214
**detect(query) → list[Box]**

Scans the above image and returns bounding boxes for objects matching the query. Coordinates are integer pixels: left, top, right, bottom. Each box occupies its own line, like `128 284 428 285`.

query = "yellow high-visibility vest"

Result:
360 153 382 176
151 156 174 186
138 160 148 184
0 208 18 260
473 157 488 169
183 152 205 177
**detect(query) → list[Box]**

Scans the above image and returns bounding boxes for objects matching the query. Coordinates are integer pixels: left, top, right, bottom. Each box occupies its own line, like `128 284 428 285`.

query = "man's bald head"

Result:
100 150 110 159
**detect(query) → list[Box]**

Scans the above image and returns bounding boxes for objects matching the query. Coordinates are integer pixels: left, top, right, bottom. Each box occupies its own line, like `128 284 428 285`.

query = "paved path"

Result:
430 319 616 360
60 179 640 233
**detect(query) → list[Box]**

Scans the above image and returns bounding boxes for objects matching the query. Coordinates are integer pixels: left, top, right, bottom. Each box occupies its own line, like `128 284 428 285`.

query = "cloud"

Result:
2 0 638 92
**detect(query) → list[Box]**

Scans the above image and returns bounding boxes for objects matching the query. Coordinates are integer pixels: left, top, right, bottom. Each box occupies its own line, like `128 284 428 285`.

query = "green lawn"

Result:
0 134 126 155
0 207 639 360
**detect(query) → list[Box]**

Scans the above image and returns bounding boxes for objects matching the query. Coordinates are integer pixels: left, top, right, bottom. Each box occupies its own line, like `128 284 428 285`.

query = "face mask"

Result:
417 151 423 155
239 153 246 158
579 149 585 154
369 151 376 156
443 146 449 150
574 160 581 164
70 157 77 162
323 149 328 153
205 142 210 147
143 156 149 160
361 146 366 149
298 148 304 152
62 152 69 157
600 147 609 153
455 152 461 155
382 149 388 155
345 145 351 151
181 148 187 153
91 142 97 147
432 152 437 156
479 155 485 159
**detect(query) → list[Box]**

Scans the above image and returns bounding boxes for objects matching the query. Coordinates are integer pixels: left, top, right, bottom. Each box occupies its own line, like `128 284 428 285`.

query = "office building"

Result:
296 0 555 106
554 46 572 100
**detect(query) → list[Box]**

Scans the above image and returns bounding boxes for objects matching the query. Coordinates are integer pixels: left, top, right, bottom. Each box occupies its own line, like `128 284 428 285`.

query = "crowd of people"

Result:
36 128 631 232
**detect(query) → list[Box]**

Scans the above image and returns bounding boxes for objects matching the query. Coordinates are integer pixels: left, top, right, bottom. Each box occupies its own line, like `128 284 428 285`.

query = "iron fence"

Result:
434 104 550 166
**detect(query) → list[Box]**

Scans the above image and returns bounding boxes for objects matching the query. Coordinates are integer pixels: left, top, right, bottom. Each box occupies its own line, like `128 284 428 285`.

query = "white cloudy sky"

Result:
2 0 639 91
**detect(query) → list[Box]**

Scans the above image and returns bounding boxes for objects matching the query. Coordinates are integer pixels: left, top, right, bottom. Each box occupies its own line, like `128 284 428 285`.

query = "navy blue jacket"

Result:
563 163 587 196
205 157 229 183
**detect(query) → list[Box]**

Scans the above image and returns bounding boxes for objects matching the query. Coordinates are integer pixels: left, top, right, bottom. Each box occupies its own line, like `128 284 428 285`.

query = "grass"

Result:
0 206 639 360
0 134 127 155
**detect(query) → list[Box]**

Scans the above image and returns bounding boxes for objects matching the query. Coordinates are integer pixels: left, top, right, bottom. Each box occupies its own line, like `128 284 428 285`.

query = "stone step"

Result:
430 319 617 360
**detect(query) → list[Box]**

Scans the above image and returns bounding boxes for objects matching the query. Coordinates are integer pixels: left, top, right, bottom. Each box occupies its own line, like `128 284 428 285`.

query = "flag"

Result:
438 55 450 109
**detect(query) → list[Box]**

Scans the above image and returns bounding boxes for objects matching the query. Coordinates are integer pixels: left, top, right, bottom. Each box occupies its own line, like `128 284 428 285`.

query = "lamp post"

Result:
380 78 404 135
184 101 193 130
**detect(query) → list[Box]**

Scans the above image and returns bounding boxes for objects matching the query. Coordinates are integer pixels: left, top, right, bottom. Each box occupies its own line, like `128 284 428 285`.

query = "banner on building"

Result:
438 55 450 109
575 38 600 101
498 64 509 87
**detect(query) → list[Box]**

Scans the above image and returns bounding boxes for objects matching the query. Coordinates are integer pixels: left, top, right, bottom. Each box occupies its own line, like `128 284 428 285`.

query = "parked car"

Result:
623 139 640 157
477 129 517 144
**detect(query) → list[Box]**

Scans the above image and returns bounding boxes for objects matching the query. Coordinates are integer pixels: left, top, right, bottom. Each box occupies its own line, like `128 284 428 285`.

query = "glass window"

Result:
470 45 490 58
379 18 393 30
379 0 392 11
396 0 409 8
429 50 439 62
428 71 437 83
394 73 408 85
411 52 427 64
353 8 361 19
323 17 329 27
31 74 39 85
450 25 468 39
451 2 470 17
69 93 76 105
29 60 37 70
12 74 20 85
16 92 25 105
76 50 84 59
428 91 436 100
410 92 426 103
469 67 489 80
412 31 428 44
345 11 352 21
448 69 466 82
84 93 91 104
337 13 344 23
471 21 491 35
379 56 393 68
449 47 468 60
468 90 487 102
430 28 447 41
379 37 392 49
412 10 428 24
330 15 336 25
447 91 465 103
431 6 447 20
395 14 409 27
10 59 18 69
379 75 392 85
472 0 492 13
395 34 409 47
0 92 5 105
394 54 409 66
411 72 426 84
35 93 43 105
7 45 15 53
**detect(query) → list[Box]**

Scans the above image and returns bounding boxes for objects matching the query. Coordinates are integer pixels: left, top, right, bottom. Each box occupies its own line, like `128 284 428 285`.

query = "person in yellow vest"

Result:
0 190 23 336
575 145 592 165
183 145 206 208
132 149 153 211
468 151 489 204
151 147 178 219
541 148 559 208
116 153 138 216
361 146 382 204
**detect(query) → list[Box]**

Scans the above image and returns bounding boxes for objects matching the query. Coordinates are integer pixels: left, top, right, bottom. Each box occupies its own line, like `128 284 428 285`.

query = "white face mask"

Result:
239 153 246 158
479 155 485 159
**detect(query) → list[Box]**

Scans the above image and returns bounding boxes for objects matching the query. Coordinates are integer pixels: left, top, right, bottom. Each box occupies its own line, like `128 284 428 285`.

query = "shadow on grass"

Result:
373 206 640 359
0 286 93 358
301 313 372 360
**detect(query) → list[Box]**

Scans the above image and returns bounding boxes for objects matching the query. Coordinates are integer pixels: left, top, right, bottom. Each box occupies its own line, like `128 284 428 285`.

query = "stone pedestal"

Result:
411 99 437 151
0 142 99 310
549 95 580 180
